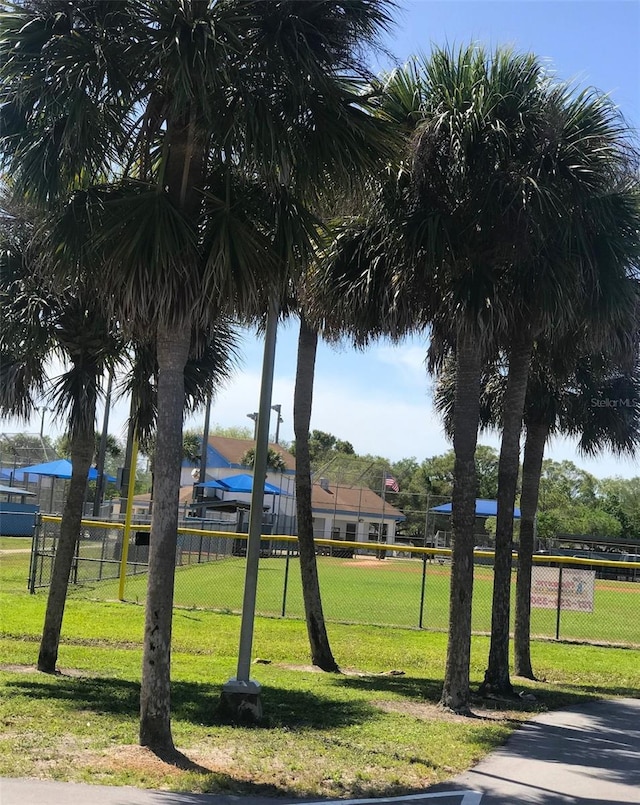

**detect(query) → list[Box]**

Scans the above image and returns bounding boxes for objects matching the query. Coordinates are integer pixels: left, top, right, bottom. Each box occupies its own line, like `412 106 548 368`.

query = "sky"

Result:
3 1 640 480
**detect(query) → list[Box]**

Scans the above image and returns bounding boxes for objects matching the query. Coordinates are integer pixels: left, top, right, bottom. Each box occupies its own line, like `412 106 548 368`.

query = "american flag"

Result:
384 474 399 493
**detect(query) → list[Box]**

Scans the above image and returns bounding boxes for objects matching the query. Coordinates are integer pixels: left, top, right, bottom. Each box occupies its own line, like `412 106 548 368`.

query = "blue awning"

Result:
431 499 521 519
196 479 229 490
197 473 284 495
0 484 35 496
13 459 115 482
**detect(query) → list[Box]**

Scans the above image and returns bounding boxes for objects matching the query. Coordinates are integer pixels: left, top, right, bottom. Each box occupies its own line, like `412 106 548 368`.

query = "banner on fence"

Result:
531 566 595 612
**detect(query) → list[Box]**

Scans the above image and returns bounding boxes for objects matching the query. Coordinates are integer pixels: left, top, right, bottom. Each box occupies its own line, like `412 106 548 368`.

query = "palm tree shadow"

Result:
150 746 211 774
5 674 377 731
330 671 442 701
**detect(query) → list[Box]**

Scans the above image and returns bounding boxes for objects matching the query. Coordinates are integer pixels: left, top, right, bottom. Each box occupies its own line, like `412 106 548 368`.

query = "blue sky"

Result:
207 1 639 480
7 1 640 479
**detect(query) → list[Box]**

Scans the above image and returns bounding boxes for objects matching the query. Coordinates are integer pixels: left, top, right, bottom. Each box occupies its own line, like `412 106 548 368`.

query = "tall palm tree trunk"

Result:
38 422 95 672
139 323 190 752
139 105 205 751
293 315 339 672
440 325 482 712
482 334 533 695
514 419 548 678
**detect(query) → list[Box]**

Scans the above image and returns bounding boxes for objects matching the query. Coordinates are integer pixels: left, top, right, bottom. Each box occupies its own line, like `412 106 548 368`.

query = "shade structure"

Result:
431 498 521 519
199 473 284 495
0 484 35 496
196 478 230 490
13 459 115 482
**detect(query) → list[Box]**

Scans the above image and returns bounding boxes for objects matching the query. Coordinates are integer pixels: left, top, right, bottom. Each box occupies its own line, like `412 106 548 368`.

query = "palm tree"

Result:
291 62 429 672
403 46 555 711
0 202 123 674
55 430 122 465
292 310 341 671
404 45 640 705
514 334 640 678
434 313 640 681
240 447 287 473
1 0 396 751
0 199 236 675
480 86 640 697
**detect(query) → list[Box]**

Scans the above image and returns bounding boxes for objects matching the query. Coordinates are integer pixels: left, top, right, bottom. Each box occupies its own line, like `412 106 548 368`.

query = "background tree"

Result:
55 430 123 504
0 432 57 470
240 446 287 473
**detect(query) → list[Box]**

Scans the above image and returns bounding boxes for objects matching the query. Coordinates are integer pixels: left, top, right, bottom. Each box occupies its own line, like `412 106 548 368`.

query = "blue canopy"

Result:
0 484 35 496
13 459 115 482
198 473 284 495
431 498 521 519
196 478 229 490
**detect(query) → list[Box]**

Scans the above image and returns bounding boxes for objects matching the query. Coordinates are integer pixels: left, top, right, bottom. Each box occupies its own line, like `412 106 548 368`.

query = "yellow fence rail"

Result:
31 515 639 647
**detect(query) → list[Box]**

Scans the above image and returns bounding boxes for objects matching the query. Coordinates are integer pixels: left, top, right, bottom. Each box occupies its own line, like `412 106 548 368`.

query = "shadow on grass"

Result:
330 672 443 701
327 671 640 722
4 673 376 731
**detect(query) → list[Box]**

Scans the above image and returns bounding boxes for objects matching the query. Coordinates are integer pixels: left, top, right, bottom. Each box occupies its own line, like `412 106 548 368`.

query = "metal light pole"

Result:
222 300 279 720
246 412 258 440
38 406 51 438
199 392 213 485
93 373 113 517
271 404 282 444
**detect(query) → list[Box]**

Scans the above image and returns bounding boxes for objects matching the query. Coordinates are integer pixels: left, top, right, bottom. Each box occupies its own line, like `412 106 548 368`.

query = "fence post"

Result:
281 543 291 618
118 436 138 600
98 529 106 581
555 564 563 640
418 551 427 628
28 513 41 594
72 535 80 584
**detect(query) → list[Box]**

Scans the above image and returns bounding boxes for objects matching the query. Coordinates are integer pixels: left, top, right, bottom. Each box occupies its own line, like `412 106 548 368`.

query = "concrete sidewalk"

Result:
430 696 640 804
2 697 639 805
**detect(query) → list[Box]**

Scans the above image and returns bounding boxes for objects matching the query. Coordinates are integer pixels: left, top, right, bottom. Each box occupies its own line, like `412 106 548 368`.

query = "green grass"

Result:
2 546 639 797
0 536 32 550
68 553 640 646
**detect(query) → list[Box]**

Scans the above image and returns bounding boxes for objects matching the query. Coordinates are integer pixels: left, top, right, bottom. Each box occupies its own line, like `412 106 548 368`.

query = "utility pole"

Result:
93 373 113 517
246 412 258 440
271 404 282 444
38 406 51 438
199 392 213 485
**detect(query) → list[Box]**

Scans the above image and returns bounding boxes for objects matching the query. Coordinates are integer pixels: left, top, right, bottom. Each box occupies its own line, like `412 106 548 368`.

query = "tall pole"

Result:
199 392 213 485
271 404 282 444
93 372 113 517
39 406 50 438
379 467 387 557
119 396 137 521
247 412 258 440
222 300 279 717
118 434 139 600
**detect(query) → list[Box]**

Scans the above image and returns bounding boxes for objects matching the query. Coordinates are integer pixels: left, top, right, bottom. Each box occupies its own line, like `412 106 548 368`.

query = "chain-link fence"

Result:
28 515 640 647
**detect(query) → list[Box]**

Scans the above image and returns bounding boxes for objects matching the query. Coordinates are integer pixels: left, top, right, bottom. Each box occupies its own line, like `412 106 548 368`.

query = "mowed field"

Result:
67 552 640 647
1 539 639 796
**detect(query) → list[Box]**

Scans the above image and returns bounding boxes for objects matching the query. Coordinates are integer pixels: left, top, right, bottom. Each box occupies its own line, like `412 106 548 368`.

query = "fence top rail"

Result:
42 514 125 531
531 553 640 570
40 514 640 569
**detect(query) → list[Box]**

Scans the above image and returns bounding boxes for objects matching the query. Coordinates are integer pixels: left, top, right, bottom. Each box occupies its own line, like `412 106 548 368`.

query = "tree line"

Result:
9 428 638 545
1 0 638 753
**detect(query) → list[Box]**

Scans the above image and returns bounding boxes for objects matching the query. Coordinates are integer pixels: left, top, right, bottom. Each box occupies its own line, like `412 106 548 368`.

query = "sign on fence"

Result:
531 566 595 613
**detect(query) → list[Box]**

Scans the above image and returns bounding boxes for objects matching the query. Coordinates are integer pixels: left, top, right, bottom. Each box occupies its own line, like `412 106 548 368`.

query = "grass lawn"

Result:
71 553 640 646
1 546 639 798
